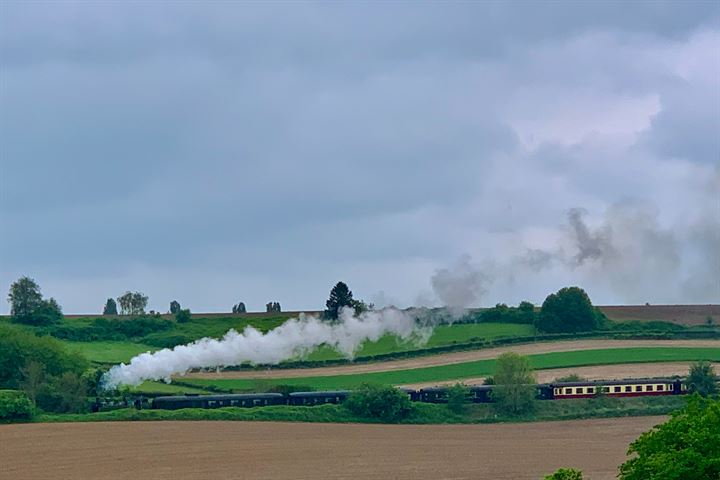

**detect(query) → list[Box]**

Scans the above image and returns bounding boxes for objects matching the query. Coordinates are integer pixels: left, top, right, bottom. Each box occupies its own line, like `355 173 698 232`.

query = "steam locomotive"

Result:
139 377 687 410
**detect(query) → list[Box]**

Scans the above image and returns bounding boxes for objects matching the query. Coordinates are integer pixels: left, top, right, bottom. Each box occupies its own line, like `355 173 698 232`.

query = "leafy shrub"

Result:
142 334 193 349
43 372 88 413
686 361 718 397
175 309 192 323
0 325 88 389
544 468 583 479
536 287 600 333
344 383 411 422
0 390 34 420
447 383 471 414
492 352 537 415
41 316 173 342
619 396 720 479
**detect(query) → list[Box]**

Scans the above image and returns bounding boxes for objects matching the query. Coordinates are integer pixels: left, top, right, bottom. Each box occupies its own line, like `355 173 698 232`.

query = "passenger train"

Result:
129 377 688 411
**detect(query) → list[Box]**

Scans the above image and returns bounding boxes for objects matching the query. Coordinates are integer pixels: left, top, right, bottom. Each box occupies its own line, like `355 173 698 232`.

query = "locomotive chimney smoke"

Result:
102 307 433 389
566 208 614 265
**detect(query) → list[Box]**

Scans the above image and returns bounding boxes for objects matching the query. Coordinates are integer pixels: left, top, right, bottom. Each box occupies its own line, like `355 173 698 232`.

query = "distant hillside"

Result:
55 304 719 326
598 304 720 326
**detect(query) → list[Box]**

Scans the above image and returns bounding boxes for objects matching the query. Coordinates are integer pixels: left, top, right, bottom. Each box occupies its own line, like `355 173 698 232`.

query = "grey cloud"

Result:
1 2 718 312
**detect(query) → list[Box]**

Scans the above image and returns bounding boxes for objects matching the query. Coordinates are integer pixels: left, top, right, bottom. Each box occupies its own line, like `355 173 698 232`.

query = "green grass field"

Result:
305 322 535 361
180 347 720 391
129 381 210 395
58 322 535 364
63 341 156 364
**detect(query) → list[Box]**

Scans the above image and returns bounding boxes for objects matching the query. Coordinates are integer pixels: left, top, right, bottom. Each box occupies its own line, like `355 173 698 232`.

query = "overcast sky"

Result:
1 1 718 314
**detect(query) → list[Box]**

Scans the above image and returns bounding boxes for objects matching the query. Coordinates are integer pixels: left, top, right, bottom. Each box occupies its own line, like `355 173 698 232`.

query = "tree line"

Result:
6 276 701 339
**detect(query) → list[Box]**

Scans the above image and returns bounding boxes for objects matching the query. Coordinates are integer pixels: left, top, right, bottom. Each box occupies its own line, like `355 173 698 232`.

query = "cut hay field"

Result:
598 304 719 326
0 417 664 480
176 346 720 392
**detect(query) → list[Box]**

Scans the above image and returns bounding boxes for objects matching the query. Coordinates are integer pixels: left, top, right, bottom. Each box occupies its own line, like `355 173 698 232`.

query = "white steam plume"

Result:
103 307 432 389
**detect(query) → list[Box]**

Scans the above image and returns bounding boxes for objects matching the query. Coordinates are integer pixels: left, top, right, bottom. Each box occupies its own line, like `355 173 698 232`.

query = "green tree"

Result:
447 383 471 414
619 397 720 479
232 302 246 314
53 372 88 413
175 308 192 323
325 281 355 320
0 324 88 389
169 300 181 314
0 390 34 420
517 301 536 324
117 291 148 315
535 286 599 333
686 361 718 397
117 292 133 315
20 361 46 404
491 352 537 415
103 298 118 315
344 384 411 422
130 292 148 315
30 298 63 326
544 468 583 479
8 276 43 323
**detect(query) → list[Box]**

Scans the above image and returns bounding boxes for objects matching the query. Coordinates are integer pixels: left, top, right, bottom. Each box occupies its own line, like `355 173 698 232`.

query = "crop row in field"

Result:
175 347 720 392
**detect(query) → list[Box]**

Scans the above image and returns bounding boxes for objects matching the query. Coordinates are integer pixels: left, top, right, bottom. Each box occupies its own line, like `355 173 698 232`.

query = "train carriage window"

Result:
657 385 664 391
587 387 595 393
564 388 572 394
575 388 583 394
613 387 621 393
635 386 642 392
647 385 653 391
625 386 632 392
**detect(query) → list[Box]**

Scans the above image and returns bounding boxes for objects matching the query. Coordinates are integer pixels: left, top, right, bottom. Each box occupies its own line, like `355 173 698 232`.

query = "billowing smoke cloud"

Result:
566 207 615 265
510 200 717 303
438 200 718 306
103 307 432 388
430 254 491 311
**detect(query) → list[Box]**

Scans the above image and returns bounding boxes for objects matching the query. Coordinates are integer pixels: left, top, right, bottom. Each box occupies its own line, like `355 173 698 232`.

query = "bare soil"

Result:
399 361 720 389
181 339 720 380
0 418 663 480
598 304 719 325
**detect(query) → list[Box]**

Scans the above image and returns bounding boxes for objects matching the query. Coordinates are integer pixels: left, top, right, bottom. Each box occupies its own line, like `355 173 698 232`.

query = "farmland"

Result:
176 346 720 392
48 321 536 364
598 304 720 326
0 417 666 480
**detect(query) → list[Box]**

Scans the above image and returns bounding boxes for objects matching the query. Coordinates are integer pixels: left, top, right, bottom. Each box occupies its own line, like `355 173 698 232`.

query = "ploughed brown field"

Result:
598 304 719 325
0 418 662 480
59 304 719 325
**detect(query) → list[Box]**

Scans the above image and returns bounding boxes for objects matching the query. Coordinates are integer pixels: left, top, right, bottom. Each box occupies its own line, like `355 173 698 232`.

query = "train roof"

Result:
153 393 284 402
288 391 350 397
550 377 681 388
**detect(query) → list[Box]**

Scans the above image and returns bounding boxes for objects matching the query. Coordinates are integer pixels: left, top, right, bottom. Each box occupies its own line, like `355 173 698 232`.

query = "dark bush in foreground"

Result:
544 468 583 479
0 390 34 420
619 396 720 479
344 384 411 422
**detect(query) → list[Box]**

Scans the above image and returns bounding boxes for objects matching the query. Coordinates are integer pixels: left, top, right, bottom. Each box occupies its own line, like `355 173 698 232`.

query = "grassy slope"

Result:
181 347 720 391
305 323 534 361
63 341 156 364
37 395 687 425
55 321 534 364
